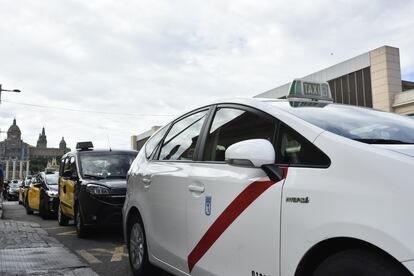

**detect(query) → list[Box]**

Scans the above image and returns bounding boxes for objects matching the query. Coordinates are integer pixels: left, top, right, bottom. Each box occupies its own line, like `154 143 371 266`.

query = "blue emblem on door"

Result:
205 196 212 216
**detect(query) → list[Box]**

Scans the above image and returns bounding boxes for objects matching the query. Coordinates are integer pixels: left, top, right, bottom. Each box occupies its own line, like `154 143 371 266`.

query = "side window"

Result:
59 158 65 175
159 110 208 161
203 107 277 161
63 157 71 173
70 156 78 177
276 123 330 167
145 126 169 159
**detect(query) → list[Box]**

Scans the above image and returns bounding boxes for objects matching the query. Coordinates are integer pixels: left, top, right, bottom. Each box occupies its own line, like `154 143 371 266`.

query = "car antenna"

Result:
107 134 112 152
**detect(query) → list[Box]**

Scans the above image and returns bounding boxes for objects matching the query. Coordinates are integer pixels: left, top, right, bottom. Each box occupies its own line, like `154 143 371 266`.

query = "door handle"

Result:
188 185 205 193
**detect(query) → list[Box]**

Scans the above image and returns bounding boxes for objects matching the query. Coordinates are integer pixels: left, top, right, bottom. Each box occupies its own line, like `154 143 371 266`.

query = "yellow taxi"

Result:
26 172 59 219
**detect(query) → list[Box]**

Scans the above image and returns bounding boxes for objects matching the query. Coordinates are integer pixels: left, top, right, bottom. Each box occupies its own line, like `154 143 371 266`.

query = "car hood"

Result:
374 145 414 158
48 185 58 191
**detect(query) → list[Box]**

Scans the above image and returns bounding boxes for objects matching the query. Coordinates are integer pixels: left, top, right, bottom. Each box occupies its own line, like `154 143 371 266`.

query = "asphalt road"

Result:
2 200 172 276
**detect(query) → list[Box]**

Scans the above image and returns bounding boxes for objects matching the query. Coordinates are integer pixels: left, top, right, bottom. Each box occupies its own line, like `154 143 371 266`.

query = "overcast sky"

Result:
0 0 413 150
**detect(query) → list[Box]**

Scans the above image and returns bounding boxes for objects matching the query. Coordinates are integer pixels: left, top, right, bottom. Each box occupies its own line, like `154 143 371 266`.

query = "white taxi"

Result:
123 79 414 276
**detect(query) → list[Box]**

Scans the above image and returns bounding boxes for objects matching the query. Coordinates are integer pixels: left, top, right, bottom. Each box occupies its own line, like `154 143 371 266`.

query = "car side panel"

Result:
187 163 284 276
60 177 75 217
28 185 40 210
281 132 414 276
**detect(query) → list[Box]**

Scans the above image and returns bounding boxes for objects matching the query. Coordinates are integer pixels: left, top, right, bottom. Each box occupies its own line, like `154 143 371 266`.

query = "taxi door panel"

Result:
186 164 283 276
28 185 40 210
60 177 75 216
141 160 188 273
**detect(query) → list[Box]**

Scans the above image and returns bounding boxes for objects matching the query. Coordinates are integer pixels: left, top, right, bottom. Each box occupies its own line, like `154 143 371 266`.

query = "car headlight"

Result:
46 190 58 197
86 184 110 195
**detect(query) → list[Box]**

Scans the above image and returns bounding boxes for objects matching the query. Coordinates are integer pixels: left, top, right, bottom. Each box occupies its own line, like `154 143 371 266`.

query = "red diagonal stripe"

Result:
187 175 285 273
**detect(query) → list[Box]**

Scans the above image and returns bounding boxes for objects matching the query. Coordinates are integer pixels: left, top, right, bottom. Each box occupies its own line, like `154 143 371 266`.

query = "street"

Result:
1 200 171 276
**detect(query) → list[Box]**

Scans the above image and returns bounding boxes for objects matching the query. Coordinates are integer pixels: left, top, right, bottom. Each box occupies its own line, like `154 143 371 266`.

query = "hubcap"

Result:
129 223 145 270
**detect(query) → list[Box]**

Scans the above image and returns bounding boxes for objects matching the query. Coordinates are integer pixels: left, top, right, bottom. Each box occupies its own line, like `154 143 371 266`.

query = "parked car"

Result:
58 141 137 238
123 79 414 276
26 172 59 219
6 180 21 201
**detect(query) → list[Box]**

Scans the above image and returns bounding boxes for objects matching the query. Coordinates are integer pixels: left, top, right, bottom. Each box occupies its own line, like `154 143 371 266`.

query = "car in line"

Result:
19 176 32 205
123 79 414 276
57 142 137 238
25 172 59 219
6 180 21 201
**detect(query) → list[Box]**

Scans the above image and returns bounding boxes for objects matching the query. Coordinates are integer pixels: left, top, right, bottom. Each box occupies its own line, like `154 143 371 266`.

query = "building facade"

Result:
131 126 161 151
0 119 70 179
255 45 414 115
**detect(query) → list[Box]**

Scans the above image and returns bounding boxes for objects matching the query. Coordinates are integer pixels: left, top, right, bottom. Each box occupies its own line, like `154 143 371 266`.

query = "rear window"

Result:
274 102 414 144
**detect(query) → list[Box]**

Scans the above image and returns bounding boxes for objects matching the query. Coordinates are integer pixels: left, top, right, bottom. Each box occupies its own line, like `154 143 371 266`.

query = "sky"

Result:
0 0 414 150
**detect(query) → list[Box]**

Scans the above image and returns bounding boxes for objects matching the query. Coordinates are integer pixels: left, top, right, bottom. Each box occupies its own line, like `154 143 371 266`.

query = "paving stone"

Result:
0 218 98 276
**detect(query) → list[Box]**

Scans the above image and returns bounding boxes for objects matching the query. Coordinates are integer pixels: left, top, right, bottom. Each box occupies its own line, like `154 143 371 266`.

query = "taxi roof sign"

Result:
76 141 94 151
287 79 333 102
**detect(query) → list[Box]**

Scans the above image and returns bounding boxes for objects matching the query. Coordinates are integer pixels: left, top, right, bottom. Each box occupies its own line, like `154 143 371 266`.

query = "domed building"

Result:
0 118 70 179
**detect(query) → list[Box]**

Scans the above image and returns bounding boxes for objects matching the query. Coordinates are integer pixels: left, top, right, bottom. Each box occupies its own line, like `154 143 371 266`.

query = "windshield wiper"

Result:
105 175 126 179
83 174 105 180
353 138 413 144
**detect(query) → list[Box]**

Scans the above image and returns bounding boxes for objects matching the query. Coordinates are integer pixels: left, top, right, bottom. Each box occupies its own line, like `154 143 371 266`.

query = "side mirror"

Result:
62 170 71 178
225 139 275 168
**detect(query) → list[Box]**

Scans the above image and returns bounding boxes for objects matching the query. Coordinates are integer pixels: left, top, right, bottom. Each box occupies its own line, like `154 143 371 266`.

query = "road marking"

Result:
77 249 102 264
93 246 128 262
111 246 125 262
57 230 77 236
44 226 68 230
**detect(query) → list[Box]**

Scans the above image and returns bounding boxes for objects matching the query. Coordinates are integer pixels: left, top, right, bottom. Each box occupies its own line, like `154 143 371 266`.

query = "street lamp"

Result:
0 84 21 104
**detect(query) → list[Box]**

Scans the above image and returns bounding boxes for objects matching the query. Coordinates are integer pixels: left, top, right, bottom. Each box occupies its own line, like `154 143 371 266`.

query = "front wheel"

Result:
313 249 411 276
25 202 33 215
39 197 48 219
75 203 88 238
128 216 158 276
57 205 69 226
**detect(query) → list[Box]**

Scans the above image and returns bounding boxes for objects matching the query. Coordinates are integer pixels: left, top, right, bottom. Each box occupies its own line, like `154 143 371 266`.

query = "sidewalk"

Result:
0 198 99 275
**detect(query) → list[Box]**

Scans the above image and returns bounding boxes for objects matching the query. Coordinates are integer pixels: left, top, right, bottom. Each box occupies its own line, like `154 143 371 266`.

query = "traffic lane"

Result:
5 201 172 276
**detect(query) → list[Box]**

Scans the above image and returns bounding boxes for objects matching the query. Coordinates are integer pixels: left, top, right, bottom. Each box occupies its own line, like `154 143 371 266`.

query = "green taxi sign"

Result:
288 79 333 102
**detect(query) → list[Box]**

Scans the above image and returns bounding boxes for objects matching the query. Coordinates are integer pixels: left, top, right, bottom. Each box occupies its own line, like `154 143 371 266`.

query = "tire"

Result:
75 202 88 238
127 215 158 276
39 196 48 219
25 202 33 215
57 204 69 226
313 249 410 276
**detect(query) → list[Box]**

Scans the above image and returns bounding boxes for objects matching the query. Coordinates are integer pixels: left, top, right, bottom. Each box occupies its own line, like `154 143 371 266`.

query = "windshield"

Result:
45 174 59 185
10 183 20 188
80 153 136 179
274 101 414 144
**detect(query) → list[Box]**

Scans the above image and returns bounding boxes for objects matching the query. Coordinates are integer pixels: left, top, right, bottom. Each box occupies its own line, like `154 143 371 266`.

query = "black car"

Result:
6 180 21 201
58 142 137 238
